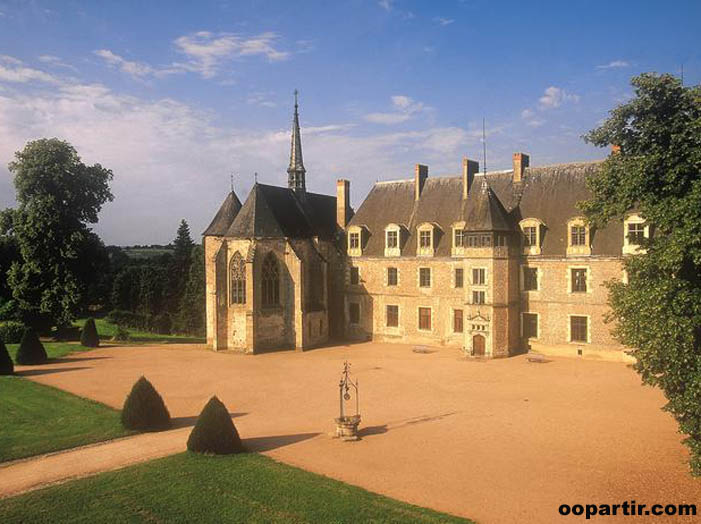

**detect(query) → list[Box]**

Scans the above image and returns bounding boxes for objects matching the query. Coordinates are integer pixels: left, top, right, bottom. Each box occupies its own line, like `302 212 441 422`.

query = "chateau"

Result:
204 102 642 361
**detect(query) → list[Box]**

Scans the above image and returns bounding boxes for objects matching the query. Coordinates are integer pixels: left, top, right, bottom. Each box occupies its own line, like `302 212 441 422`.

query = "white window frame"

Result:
347 225 364 257
520 312 539 340
418 267 432 288
417 222 436 257
566 265 592 294
566 217 591 256
623 213 649 255
384 223 401 257
417 306 433 332
519 218 545 256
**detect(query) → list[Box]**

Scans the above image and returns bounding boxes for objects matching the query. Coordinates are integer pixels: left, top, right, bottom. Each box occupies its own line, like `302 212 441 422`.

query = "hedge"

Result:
0 321 25 344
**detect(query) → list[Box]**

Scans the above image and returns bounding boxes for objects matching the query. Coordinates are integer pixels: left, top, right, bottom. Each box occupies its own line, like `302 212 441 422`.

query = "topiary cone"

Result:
80 318 100 348
121 376 171 431
15 328 47 365
187 396 244 455
0 340 14 375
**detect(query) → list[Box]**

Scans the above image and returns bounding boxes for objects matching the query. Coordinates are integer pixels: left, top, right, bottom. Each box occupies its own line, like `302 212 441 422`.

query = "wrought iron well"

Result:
334 360 361 441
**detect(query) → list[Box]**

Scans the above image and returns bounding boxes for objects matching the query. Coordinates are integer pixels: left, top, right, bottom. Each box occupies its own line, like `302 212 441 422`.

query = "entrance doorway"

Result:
473 334 485 357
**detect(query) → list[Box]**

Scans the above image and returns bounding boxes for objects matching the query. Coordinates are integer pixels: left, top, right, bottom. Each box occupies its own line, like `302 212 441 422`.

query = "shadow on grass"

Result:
244 432 321 452
127 336 206 344
16 366 90 377
47 356 112 363
171 412 248 429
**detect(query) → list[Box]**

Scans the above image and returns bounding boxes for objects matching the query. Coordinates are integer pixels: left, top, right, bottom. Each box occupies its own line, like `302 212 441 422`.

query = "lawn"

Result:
76 318 205 344
0 452 471 523
0 377 131 462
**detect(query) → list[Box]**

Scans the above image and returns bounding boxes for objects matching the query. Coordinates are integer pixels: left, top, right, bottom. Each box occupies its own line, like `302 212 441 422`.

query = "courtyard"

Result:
3 342 700 523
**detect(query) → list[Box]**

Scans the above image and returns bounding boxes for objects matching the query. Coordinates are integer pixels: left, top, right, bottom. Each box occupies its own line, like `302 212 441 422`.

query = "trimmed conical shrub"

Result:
15 328 47 365
80 318 100 348
0 340 14 375
187 396 243 454
121 376 171 431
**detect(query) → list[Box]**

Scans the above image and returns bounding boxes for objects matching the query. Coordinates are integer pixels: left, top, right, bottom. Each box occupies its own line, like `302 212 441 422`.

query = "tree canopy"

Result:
580 73 701 475
7 138 113 329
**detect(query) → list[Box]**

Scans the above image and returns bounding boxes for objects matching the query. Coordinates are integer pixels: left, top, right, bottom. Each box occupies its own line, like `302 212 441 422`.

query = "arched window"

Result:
229 252 245 304
261 252 280 307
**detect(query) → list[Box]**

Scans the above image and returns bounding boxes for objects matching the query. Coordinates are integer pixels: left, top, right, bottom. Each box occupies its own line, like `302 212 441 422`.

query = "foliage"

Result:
151 313 172 335
105 309 148 330
174 245 206 336
121 376 171 431
15 328 47 365
0 377 129 462
0 299 20 322
164 219 195 315
7 139 113 329
0 209 19 304
187 396 243 455
113 325 130 342
0 321 25 344
580 73 701 475
0 340 13 375
80 318 100 348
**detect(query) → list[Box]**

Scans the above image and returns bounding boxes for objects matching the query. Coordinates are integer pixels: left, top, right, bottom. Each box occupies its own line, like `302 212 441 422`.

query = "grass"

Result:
6 341 92 361
76 318 205 344
0 376 131 462
0 452 471 523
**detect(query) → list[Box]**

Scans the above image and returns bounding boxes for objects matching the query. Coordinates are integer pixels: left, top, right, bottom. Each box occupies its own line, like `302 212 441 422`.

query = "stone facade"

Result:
204 102 634 361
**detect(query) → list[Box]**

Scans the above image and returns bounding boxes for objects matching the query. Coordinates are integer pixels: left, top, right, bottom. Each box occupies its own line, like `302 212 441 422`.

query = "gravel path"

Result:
2 342 699 523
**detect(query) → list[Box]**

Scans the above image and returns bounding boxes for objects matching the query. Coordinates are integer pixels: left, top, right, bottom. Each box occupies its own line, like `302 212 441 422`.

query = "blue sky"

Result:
0 0 699 244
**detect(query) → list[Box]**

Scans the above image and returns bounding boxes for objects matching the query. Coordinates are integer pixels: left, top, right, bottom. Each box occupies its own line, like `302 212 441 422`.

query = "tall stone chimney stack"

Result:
336 179 350 229
512 152 530 183
462 157 479 200
414 164 428 201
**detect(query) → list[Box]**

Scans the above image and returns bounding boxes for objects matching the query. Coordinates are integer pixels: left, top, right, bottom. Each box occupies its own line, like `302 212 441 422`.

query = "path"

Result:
2 343 699 523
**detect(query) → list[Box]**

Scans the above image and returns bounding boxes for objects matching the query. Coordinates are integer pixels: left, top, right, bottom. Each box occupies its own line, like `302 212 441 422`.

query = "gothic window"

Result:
229 252 246 304
261 252 280 307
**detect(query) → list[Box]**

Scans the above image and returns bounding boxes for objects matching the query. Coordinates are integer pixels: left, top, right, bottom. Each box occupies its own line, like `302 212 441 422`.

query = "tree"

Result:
7 139 113 329
80 318 100 348
0 209 19 308
187 396 243 454
15 328 47 365
0 340 14 375
580 73 701 475
175 244 205 335
121 376 171 431
166 219 195 313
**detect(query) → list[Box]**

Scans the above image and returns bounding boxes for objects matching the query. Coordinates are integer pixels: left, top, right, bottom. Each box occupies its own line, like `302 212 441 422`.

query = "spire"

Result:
287 89 306 195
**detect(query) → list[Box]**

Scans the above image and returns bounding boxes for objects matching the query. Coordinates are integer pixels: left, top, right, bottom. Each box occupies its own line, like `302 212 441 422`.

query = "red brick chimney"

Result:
611 144 621 155
513 152 530 183
336 179 350 228
414 164 428 201
462 157 479 200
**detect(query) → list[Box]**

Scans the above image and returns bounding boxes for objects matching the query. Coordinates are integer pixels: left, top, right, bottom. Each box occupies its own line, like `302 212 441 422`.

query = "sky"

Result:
0 0 699 245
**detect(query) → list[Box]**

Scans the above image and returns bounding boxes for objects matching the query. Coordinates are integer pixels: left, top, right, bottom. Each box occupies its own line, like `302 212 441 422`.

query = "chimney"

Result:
336 179 350 228
462 157 479 200
512 152 530 183
611 144 621 155
414 164 428 201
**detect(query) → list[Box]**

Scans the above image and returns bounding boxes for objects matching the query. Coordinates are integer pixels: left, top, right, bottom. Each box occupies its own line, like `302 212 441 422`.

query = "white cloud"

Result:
173 31 289 78
247 92 276 108
538 86 580 109
364 95 425 125
521 108 534 119
378 0 392 11
434 17 454 26
37 55 78 72
0 56 60 84
94 49 156 78
596 60 630 70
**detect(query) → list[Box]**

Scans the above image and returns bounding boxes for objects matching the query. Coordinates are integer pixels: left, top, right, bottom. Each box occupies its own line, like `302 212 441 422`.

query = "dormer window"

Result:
420 231 431 247
623 213 649 255
384 223 402 257
451 221 467 256
519 218 545 255
347 225 366 257
416 222 437 257
566 217 591 256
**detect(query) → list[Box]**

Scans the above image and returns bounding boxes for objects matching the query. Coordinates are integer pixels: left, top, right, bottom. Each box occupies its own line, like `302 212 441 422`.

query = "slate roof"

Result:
225 183 338 240
203 191 242 236
348 159 623 257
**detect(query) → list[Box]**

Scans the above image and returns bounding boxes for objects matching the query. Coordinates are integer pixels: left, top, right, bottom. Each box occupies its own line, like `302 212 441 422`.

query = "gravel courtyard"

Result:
14 342 701 523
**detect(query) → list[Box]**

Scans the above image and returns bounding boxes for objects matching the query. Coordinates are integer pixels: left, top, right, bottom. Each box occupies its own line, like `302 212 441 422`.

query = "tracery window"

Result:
261 252 280 307
229 252 246 304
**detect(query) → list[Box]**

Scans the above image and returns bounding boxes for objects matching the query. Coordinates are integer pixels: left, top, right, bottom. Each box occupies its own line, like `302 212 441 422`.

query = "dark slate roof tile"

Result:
203 191 242 236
